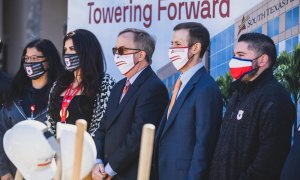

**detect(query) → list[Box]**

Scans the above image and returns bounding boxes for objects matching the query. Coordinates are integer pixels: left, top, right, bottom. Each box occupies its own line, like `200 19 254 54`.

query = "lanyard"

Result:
60 83 82 123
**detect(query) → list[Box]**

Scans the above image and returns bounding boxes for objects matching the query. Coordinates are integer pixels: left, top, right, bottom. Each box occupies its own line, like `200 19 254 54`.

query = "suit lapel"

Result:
111 79 126 112
160 67 206 139
106 66 153 129
155 108 168 144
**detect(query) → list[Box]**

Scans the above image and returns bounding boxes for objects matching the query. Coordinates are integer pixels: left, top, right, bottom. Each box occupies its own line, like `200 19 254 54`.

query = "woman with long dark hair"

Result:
45 29 115 139
0 39 64 179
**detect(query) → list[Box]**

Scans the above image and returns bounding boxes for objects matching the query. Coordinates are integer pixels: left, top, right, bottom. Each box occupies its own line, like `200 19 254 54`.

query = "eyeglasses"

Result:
66 31 76 38
112 46 141 55
23 55 45 62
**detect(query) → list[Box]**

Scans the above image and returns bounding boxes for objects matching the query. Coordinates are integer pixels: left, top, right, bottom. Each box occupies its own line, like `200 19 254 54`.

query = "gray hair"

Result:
118 28 155 63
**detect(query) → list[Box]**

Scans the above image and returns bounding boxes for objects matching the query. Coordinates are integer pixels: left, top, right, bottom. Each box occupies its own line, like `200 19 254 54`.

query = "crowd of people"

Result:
0 22 299 180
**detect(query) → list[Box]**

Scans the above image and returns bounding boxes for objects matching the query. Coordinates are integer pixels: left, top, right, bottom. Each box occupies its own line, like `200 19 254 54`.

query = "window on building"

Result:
226 47 231 61
275 44 279 56
211 37 216 53
229 25 235 44
267 17 279 37
285 36 299 53
252 26 262 33
211 54 216 68
286 6 299 30
210 25 234 79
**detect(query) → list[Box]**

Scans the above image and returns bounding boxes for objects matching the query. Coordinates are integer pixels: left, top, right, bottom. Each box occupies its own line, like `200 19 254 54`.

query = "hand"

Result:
1 173 13 180
92 163 107 180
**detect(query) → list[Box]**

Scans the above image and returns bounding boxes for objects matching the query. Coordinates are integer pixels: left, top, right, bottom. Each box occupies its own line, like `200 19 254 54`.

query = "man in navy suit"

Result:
153 22 223 180
92 28 169 180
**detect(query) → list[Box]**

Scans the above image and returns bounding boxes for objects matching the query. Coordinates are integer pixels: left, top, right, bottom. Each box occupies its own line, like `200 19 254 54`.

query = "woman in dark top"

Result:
0 39 64 179
45 29 115 140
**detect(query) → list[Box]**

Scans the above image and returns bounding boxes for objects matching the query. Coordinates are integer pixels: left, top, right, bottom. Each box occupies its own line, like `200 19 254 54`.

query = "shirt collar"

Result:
180 62 203 86
127 67 147 84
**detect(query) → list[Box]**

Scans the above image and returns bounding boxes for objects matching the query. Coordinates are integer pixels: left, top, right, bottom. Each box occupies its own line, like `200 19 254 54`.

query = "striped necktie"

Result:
120 79 131 102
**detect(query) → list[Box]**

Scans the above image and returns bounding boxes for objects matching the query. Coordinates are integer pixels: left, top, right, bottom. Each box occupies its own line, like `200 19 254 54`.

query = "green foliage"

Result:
216 72 233 107
274 44 300 131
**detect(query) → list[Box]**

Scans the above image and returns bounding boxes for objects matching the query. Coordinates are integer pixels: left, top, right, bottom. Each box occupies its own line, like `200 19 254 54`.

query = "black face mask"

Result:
23 60 47 80
64 54 80 71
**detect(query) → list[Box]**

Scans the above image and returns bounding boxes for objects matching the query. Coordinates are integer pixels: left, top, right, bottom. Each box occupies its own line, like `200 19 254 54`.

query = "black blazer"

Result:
153 67 223 180
96 66 169 180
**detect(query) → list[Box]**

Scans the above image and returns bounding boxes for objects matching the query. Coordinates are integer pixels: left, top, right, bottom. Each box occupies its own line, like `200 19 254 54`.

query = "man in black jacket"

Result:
209 33 296 180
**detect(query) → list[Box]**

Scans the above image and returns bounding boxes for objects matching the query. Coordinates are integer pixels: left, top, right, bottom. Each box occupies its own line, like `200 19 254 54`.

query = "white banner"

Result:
68 0 263 80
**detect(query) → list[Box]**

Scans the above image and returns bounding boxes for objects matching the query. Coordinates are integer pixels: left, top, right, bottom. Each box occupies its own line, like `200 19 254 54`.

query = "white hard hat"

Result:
57 122 97 180
3 120 56 180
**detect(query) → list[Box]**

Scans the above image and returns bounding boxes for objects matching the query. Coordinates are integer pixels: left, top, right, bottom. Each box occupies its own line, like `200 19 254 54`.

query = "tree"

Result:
274 44 300 133
216 72 233 107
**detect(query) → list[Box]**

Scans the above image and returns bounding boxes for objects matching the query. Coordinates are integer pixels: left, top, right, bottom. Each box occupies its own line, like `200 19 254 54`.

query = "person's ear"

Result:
43 61 49 69
138 51 147 62
191 42 201 55
258 54 269 67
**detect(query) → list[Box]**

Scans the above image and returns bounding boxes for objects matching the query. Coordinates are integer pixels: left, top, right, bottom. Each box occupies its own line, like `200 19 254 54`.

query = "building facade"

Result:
157 0 300 124
211 0 299 79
